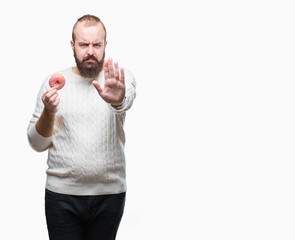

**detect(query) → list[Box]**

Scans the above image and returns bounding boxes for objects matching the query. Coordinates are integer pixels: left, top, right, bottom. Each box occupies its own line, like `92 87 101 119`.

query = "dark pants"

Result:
45 189 126 240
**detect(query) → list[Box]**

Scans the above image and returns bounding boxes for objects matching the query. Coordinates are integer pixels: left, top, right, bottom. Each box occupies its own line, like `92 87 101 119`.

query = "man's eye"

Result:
94 43 102 47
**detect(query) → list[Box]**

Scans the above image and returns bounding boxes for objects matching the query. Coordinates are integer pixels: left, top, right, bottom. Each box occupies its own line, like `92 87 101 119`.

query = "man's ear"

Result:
104 40 108 48
71 40 75 50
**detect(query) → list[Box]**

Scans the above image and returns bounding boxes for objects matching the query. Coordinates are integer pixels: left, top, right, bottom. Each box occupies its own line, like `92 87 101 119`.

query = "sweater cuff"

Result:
27 123 52 152
109 97 126 112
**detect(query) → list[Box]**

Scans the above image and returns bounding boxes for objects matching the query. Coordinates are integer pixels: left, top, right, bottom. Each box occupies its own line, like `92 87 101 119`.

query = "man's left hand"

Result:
92 58 125 106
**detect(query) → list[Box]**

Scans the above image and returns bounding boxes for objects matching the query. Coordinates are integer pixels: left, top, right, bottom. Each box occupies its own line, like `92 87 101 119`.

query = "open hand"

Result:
92 58 125 106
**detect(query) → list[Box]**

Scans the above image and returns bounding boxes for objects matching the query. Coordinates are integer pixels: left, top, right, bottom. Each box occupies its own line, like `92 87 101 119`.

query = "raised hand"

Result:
92 58 125 106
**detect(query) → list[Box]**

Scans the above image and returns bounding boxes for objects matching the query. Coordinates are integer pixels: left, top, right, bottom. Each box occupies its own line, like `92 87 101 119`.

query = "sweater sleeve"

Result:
27 77 53 152
108 69 136 114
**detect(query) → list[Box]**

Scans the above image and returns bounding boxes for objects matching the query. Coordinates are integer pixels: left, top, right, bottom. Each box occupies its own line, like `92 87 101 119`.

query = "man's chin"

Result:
83 62 97 68
74 56 104 78
78 66 101 79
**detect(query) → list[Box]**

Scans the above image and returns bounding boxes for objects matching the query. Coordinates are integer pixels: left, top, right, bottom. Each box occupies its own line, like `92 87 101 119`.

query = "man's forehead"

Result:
74 22 105 40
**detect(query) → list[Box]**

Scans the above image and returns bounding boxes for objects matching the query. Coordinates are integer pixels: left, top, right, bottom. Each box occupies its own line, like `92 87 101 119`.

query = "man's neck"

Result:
72 66 80 75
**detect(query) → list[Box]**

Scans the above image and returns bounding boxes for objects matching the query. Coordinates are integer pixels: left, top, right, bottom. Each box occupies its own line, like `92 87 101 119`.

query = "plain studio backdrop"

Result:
0 0 294 239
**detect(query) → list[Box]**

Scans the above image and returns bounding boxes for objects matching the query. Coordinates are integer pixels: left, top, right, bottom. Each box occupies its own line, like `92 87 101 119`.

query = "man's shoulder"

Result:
56 67 72 76
124 68 136 86
46 67 72 79
124 68 133 77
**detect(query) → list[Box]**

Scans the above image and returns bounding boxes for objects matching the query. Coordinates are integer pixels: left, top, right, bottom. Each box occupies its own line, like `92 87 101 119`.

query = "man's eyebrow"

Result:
78 41 103 45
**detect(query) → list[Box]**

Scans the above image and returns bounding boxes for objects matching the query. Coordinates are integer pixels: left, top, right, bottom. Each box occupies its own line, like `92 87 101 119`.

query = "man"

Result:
27 14 136 240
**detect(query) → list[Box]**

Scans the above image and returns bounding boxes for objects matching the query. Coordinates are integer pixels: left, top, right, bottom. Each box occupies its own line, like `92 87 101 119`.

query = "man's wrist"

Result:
111 97 126 108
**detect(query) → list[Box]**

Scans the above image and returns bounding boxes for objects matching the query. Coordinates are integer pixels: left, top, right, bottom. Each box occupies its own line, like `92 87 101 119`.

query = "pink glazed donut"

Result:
49 73 65 90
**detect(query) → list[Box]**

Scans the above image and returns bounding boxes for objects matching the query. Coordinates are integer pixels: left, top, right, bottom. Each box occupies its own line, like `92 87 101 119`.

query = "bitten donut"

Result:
49 73 66 90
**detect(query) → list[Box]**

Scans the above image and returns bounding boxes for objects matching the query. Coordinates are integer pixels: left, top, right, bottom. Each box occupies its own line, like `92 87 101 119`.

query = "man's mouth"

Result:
84 56 97 63
86 59 95 62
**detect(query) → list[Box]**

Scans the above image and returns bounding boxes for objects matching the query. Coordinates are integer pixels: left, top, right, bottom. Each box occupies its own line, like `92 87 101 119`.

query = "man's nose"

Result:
87 45 94 55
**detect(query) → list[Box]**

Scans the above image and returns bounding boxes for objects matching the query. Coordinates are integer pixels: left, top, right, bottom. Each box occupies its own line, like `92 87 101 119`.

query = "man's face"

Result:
71 22 107 78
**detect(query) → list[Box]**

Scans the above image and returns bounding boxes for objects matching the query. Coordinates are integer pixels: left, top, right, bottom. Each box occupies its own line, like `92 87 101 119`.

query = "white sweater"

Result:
27 67 136 195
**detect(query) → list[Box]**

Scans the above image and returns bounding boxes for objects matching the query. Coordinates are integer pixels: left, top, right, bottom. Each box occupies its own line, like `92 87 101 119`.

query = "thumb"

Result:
92 81 103 94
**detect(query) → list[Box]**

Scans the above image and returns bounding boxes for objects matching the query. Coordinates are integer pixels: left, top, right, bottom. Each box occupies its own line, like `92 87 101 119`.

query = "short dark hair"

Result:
72 14 107 42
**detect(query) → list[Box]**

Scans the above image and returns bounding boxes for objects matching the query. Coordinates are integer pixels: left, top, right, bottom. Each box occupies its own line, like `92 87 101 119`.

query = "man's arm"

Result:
27 86 60 152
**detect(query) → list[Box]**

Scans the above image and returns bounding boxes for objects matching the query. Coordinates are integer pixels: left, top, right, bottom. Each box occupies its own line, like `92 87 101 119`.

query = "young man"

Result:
27 14 136 240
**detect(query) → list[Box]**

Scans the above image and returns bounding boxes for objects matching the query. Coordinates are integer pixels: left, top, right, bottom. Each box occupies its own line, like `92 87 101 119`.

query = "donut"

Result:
49 73 65 90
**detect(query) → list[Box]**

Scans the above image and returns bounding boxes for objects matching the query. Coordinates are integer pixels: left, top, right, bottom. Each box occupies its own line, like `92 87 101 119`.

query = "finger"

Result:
42 88 57 102
104 60 109 80
114 61 120 81
45 95 59 111
46 90 58 101
108 59 115 79
104 58 111 66
104 58 110 68
120 67 125 84
53 98 60 107
49 93 59 103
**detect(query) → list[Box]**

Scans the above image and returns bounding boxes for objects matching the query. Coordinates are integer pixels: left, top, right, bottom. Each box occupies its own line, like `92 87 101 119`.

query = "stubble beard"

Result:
74 50 105 79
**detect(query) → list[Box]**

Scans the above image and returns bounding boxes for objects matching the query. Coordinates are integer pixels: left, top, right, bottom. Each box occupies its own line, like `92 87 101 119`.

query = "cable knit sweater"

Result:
27 67 136 195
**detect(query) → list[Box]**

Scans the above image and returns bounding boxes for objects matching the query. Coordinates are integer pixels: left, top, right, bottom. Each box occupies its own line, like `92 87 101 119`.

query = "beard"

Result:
74 50 105 79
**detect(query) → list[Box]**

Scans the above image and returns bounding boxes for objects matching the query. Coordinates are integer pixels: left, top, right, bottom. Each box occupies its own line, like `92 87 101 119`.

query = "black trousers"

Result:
45 189 126 240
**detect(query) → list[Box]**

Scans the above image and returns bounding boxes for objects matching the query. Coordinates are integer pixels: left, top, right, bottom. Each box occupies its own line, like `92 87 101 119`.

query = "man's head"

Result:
71 15 107 79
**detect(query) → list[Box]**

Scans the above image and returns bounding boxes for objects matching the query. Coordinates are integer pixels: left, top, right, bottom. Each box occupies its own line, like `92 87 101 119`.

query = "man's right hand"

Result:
36 87 60 137
41 87 60 114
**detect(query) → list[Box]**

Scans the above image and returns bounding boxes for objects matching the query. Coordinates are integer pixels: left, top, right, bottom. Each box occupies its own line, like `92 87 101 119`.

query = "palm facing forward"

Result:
92 58 125 106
